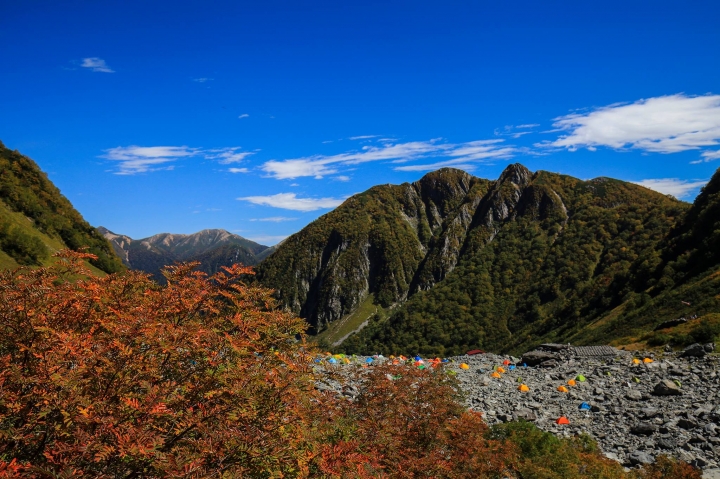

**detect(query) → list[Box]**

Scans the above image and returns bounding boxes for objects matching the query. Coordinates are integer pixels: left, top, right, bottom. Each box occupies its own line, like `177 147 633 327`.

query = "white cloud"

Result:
495 124 540 139
238 193 344 211
238 114 249 119
633 178 707 199
260 139 514 179
249 217 298 222
193 77 213 83
349 135 379 140
81 57 114 73
206 147 254 164
334 175 351 182
228 167 249 173
691 149 720 164
547 94 720 158
102 145 251 174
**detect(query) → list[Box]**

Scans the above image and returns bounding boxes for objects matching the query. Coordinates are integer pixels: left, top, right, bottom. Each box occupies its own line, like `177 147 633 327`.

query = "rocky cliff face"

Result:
257 164 696 353
99 227 270 282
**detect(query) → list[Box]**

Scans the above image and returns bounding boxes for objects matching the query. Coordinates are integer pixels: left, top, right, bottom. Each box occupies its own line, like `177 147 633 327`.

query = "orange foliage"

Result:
0 251 703 478
0 251 318 477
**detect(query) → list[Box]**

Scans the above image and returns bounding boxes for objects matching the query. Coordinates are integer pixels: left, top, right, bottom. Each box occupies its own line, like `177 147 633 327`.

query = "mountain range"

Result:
98 227 274 282
2 140 718 356
256 164 720 355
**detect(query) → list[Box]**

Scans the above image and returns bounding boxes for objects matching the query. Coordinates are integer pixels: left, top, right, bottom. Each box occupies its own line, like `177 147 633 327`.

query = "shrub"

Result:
0 251 318 477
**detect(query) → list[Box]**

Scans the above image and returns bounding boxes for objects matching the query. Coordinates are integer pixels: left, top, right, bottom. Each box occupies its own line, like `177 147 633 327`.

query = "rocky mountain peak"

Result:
497 163 533 188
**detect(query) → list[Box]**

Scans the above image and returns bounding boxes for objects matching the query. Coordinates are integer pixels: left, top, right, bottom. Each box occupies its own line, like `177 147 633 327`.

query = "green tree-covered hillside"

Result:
0 142 124 273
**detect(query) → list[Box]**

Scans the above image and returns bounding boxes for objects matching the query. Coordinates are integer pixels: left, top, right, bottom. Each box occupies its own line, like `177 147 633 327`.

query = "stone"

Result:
705 343 716 353
513 408 537 422
521 350 558 366
656 438 676 449
653 379 682 396
681 343 708 358
678 418 698 430
540 359 558 368
628 450 654 465
625 390 643 401
631 423 657 436
640 407 660 418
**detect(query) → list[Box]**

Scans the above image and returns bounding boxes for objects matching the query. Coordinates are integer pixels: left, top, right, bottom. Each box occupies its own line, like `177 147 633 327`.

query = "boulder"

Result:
628 450 654 465
630 423 657 436
513 408 537 422
521 350 558 366
653 379 682 396
625 390 643 401
704 342 716 353
681 343 707 358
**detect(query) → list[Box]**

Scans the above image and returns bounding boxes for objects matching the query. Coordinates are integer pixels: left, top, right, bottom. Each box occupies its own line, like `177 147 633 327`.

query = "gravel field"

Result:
315 343 720 475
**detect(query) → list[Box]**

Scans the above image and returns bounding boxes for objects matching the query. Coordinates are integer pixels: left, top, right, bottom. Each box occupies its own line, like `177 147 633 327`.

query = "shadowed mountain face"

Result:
99 227 270 282
256 164 720 354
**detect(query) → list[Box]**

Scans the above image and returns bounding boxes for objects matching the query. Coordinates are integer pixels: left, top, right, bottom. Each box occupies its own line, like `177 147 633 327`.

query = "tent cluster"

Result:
632 357 654 365
314 351 604 427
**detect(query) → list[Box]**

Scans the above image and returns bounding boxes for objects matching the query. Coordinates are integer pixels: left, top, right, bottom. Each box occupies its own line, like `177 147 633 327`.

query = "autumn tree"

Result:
0 251 319 477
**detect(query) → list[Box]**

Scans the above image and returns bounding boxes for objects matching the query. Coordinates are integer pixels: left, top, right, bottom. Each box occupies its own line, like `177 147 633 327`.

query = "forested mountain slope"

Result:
257 163 707 353
0 142 124 273
99 227 270 282
255 168 493 332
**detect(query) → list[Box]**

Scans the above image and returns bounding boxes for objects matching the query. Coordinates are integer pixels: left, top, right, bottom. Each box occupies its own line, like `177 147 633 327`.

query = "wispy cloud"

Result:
494 124 540 139
546 94 720 160
102 145 251 174
238 193 345 211
260 139 515 179
238 114 249 119
692 149 720 164
334 175 351 182
249 216 298 222
633 178 707 199
349 135 379 140
205 147 254 164
81 57 114 73
193 77 213 83
228 167 249 173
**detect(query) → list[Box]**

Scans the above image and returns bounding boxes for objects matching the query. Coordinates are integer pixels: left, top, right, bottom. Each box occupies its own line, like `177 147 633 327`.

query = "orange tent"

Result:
496 367 506 373
556 416 570 425
643 358 654 363
632 358 641 365
491 372 502 378
518 384 530 392
557 386 569 393
459 363 470 370
567 379 577 387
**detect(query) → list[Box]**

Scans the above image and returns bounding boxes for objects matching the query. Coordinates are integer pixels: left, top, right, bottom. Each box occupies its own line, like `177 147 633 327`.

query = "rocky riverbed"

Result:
314 344 720 475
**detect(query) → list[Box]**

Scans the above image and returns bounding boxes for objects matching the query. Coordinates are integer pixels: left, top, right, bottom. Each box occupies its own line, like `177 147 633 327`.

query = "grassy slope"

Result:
0 199 106 276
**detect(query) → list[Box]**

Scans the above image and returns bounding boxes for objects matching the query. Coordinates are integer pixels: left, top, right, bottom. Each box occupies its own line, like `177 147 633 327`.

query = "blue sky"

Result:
2 1 719 245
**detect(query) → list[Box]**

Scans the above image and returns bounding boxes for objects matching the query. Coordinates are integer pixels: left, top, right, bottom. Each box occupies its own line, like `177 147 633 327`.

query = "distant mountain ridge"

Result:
256 164 720 355
99 227 271 281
